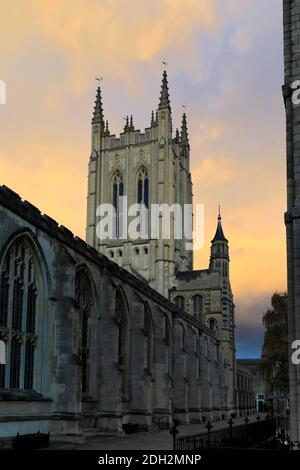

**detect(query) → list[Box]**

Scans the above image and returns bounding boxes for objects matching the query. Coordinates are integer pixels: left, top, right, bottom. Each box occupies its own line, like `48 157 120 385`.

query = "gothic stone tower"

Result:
86 71 193 297
283 0 300 443
170 211 236 417
209 212 236 414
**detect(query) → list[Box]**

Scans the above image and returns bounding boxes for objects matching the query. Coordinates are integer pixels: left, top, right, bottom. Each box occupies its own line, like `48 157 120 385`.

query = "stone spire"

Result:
181 113 189 147
158 70 170 109
92 86 104 124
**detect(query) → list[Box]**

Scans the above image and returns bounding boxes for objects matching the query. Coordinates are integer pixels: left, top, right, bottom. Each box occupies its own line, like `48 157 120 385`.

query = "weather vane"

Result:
162 60 168 68
95 77 103 82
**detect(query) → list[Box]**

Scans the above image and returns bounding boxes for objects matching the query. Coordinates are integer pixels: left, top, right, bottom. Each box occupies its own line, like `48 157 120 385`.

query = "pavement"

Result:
49 413 266 450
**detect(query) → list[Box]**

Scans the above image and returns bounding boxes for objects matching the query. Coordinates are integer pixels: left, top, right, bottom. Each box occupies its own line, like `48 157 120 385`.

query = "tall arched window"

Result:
143 305 153 374
178 323 187 378
75 269 93 395
112 170 124 238
137 167 149 208
137 167 149 234
0 237 43 391
164 317 172 376
0 269 9 327
180 325 186 352
0 340 5 388
209 318 218 336
192 295 203 322
115 290 130 399
174 295 185 311
195 337 201 380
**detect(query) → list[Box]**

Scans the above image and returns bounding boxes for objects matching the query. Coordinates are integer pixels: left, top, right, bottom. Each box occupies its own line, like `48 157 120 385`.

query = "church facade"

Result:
0 72 236 441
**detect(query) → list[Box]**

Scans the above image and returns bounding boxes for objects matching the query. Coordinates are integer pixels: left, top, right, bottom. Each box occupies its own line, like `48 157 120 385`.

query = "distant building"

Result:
237 359 266 413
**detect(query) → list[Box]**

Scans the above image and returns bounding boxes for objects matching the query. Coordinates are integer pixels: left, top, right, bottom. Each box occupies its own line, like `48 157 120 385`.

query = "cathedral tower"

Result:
86 71 193 297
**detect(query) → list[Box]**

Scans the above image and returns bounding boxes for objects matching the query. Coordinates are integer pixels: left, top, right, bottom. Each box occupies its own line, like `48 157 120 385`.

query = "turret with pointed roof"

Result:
212 208 228 243
210 208 229 276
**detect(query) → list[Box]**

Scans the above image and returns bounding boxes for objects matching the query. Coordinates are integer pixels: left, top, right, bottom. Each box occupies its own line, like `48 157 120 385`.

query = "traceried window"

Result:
137 167 149 234
0 238 41 391
174 295 185 311
192 295 203 322
112 170 124 238
137 167 149 208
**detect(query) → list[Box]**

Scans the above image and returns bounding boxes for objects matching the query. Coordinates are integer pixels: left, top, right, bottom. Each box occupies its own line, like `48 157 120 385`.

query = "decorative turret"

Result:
104 120 110 136
158 70 171 110
92 86 104 125
180 113 189 148
151 110 155 127
157 70 172 142
174 128 180 144
129 115 135 131
209 207 229 277
124 116 129 132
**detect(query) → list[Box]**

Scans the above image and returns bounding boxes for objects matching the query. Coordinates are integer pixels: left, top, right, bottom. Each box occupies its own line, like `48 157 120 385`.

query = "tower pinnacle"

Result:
158 70 170 109
181 112 189 147
92 86 104 124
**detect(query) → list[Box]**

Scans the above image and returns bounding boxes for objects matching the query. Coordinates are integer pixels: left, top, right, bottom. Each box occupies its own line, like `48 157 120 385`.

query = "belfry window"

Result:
192 295 203 322
0 239 41 391
137 167 149 233
137 167 149 208
112 170 124 238
174 295 185 311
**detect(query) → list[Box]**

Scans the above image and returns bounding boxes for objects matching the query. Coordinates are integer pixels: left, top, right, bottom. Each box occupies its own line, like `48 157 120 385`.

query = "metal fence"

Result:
176 417 277 451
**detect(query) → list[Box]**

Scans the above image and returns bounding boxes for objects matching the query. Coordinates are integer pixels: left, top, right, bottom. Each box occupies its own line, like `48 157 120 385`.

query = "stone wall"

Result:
0 185 221 438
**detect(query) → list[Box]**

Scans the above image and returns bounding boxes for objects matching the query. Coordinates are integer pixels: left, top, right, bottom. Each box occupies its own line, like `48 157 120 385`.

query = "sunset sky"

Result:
0 0 286 357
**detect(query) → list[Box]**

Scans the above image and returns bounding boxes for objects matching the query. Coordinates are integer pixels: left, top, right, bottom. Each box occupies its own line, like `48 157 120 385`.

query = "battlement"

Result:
102 126 158 151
